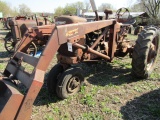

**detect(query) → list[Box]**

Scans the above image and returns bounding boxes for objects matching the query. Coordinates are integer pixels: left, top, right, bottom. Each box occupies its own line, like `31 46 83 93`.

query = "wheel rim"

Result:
5 37 16 52
67 76 80 94
147 36 158 71
26 42 37 56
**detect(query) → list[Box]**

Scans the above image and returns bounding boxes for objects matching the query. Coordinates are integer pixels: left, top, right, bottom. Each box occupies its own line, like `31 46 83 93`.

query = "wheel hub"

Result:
11 41 16 47
67 76 80 93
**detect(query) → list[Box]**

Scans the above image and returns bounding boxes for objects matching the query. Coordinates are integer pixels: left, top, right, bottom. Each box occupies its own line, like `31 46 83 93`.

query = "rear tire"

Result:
128 25 133 34
134 26 143 35
132 26 160 78
5 20 11 30
26 42 37 56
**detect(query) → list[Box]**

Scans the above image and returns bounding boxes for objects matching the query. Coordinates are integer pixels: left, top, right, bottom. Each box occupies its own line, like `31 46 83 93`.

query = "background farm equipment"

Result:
132 12 149 35
0 0 159 119
3 16 29 30
4 15 53 53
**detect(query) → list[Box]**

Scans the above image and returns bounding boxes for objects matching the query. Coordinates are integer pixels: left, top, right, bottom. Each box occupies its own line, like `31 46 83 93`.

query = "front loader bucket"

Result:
0 19 117 119
0 80 24 120
0 24 59 120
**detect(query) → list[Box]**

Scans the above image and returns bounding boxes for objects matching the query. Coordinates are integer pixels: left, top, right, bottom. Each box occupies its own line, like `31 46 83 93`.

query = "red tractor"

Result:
4 15 52 53
0 0 159 119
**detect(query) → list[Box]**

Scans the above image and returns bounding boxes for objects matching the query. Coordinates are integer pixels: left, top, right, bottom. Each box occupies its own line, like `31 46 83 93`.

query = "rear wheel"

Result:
56 66 84 99
128 25 133 34
5 20 11 30
134 26 143 35
132 26 160 78
14 41 21 52
15 41 37 56
4 36 16 53
26 42 37 56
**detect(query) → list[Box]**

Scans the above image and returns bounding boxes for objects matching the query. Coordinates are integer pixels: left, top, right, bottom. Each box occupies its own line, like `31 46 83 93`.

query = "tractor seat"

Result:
122 18 136 25
55 15 87 25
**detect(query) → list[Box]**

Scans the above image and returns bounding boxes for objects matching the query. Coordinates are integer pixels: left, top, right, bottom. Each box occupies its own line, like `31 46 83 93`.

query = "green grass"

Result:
126 33 138 41
150 72 160 79
79 112 103 120
81 94 96 107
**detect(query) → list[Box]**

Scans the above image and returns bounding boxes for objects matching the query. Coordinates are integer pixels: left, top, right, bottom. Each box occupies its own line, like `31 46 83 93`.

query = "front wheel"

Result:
47 63 64 94
56 66 84 99
132 26 160 78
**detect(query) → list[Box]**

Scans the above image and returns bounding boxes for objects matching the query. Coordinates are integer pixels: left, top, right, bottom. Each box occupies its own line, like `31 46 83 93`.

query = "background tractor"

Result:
3 15 52 53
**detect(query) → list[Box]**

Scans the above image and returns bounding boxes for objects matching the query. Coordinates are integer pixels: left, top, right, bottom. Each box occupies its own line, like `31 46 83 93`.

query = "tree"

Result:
130 2 145 12
53 1 92 16
138 0 160 19
0 1 12 17
63 4 76 15
72 1 84 10
98 3 114 12
72 1 84 15
10 7 19 16
83 0 91 12
19 4 32 16
54 7 64 16
54 2 85 16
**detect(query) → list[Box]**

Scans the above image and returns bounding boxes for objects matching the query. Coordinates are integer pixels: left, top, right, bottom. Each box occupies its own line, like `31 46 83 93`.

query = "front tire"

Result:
132 26 160 78
56 66 84 99
47 63 64 94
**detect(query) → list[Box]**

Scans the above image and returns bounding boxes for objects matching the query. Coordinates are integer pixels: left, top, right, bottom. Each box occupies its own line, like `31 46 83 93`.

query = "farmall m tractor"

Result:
0 0 159 119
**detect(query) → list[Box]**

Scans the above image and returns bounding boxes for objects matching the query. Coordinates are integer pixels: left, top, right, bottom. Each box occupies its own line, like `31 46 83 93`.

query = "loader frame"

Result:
0 19 122 119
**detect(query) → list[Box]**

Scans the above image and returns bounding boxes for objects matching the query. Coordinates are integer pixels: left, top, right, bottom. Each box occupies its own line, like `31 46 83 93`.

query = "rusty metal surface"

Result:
16 78 43 120
14 25 55 56
57 19 115 44
0 80 24 120
28 25 55 36
72 43 110 60
91 28 108 49
1 24 54 117
9 19 38 40
0 10 129 119
1 50 45 119
56 16 87 24
4 16 53 53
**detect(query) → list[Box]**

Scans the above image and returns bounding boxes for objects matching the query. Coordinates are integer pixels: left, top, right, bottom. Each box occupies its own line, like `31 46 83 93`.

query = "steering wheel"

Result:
116 7 130 23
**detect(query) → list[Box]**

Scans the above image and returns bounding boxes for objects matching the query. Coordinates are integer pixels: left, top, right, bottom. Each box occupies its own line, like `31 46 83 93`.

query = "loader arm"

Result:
0 19 121 119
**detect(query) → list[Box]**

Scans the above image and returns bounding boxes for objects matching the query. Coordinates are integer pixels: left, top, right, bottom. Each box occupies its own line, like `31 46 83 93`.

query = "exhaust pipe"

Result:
90 0 99 21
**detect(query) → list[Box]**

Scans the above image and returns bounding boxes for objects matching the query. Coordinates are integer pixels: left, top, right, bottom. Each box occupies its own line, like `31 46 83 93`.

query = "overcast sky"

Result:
4 0 137 13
